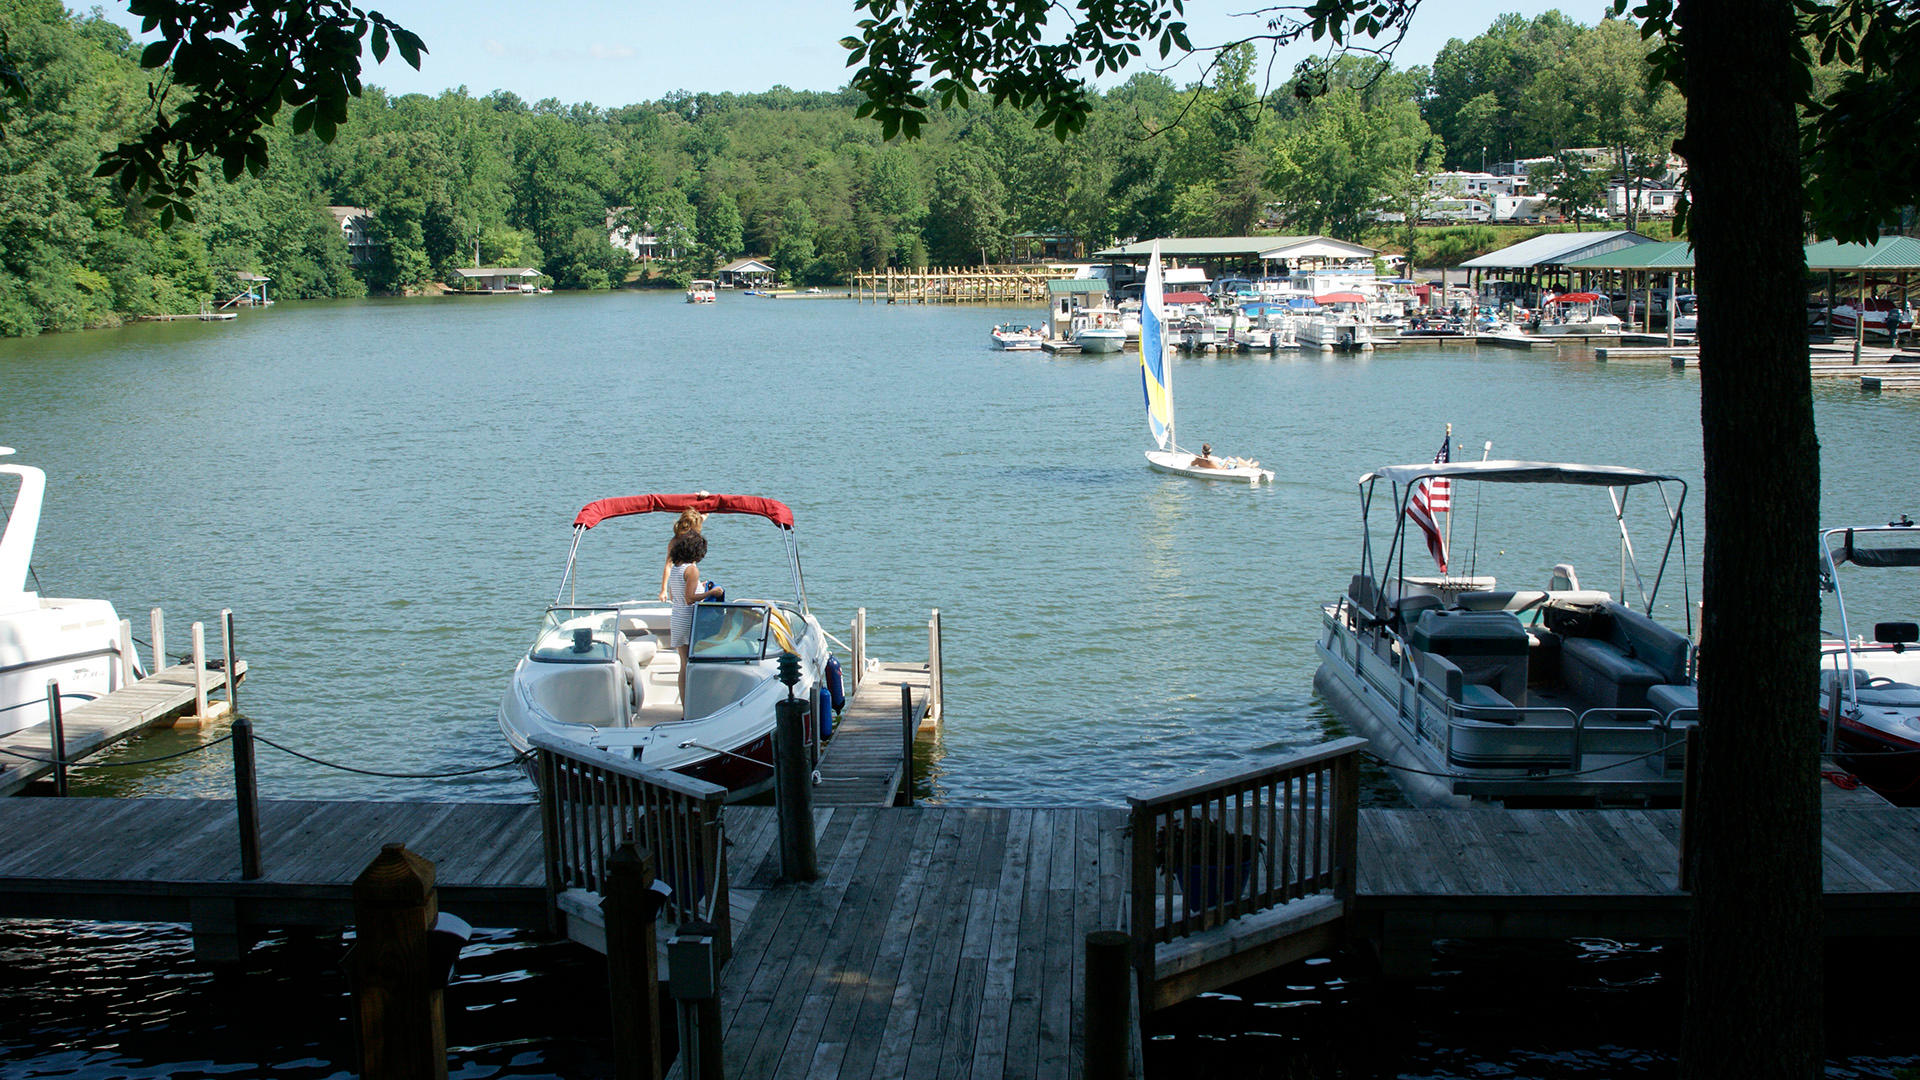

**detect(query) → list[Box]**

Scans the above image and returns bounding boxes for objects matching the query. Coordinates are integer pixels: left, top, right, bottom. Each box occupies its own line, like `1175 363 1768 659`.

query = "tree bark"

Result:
1680 1 1824 1077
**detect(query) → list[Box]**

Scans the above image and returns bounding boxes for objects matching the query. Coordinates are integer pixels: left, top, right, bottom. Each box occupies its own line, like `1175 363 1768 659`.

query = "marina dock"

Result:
0 660 245 798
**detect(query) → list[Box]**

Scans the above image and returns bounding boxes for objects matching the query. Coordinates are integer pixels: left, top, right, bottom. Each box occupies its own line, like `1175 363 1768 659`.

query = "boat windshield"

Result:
530 606 617 663
689 602 775 662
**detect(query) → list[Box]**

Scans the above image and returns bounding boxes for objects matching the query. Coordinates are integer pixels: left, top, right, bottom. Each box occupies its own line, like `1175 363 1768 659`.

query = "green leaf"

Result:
371 25 390 63
394 29 425 69
291 102 315 134
139 40 176 69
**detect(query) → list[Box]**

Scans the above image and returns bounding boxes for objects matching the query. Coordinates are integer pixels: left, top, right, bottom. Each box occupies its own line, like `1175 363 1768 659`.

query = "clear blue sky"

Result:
83 2 1601 109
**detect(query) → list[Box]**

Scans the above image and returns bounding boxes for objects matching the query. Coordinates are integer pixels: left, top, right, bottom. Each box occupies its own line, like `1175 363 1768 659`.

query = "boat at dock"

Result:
1818 520 1920 794
1296 293 1374 350
1 448 136 738
497 493 833 801
989 323 1045 350
1314 458 1698 806
1535 292 1623 336
1138 243 1274 486
1070 307 1128 353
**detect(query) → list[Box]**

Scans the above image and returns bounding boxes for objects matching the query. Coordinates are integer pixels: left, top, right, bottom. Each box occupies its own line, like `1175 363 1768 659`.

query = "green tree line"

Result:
1 2 1686 336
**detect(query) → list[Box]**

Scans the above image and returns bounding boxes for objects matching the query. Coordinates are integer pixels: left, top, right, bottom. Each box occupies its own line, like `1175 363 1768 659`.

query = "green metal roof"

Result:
1562 241 1696 270
1046 279 1110 295
1803 236 1920 271
1093 235 1378 260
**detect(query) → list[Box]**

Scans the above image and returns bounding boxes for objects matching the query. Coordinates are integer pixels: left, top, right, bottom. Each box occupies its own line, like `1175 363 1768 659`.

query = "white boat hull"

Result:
1145 450 1273 485
1074 329 1127 353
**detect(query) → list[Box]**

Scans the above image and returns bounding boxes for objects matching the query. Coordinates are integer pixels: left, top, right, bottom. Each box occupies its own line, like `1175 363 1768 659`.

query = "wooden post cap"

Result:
354 843 437 907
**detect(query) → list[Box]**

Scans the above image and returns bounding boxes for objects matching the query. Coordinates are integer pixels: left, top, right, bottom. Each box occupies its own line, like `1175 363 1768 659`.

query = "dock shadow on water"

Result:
1146 939 1920 1079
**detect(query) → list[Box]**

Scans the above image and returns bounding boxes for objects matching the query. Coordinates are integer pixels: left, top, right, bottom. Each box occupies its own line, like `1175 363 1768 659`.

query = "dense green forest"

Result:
0 1 1685 335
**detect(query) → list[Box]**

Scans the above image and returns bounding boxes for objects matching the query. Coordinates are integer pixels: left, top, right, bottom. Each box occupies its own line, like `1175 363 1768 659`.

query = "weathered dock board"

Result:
692 805 1140 1080
815 662 931 808
0 661 247 797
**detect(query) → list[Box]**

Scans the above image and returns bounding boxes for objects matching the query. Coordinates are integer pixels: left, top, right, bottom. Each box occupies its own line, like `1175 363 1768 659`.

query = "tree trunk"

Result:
1680 0 1824 1077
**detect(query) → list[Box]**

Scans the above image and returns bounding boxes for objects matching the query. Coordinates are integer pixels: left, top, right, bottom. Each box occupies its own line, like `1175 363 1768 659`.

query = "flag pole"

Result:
1443 423 1454 579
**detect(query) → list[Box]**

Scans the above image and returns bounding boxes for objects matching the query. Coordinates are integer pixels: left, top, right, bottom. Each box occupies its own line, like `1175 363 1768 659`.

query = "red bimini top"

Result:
1549 292 1604 304
1313 291 1367 304
573 493 795 530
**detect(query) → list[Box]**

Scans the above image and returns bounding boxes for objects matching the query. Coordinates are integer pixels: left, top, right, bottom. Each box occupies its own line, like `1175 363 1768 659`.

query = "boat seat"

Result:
1823 669 1920 707
619 636 659 709
1419 651 1516 718
1558 602 1690 710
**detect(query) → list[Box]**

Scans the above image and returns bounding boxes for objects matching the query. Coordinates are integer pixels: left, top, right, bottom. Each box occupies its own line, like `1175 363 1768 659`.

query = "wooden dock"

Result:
0 661 245 797
814 662 932 807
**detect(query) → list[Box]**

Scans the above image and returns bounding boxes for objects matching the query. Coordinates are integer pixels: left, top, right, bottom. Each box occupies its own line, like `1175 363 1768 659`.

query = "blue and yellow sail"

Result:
1139 242 1173 450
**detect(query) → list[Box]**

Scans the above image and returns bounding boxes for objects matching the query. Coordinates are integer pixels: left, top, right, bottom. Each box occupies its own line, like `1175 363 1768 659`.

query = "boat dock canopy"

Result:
1460 230 1649 270
1046 279 1110 296
1560 240 1697 271
1094 235 1378 262
1802 235 1920 271
1359 460 1683 487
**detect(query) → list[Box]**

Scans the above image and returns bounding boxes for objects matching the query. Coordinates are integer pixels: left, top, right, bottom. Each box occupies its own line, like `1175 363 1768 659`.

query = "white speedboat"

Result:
1 449 136 737
1671 294 1698 335
498 493 832 801
1535 293 1623 336
1818 520 1920 792
1070 307 1128 353
989 323 1044 350
686 279 717 304
1823 299 1910 339
1138 243 1274 486
1314 459 1698 806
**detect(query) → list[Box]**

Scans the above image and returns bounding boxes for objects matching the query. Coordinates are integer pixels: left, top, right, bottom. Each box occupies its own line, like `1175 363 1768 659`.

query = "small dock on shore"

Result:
0 660 246 797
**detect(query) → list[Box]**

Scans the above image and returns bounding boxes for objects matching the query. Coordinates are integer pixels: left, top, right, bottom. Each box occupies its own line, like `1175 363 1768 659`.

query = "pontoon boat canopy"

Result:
1314 292 1366 304
574 494 795 530
1360 460 1683 488
1548 292 1604 304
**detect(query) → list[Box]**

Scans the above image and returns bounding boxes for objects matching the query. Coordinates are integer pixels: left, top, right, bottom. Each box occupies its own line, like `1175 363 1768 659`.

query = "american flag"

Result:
1408 433 1451 571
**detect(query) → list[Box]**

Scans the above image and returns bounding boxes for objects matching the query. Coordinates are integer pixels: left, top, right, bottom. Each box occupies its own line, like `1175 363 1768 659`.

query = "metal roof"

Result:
1803 236 1920 271
718 258 776 273
1094 235 1378 261
1046 279 1110 295
1360 460 1683 488
1460 230 1650 269
451 267 539 277
1562 240 1696 271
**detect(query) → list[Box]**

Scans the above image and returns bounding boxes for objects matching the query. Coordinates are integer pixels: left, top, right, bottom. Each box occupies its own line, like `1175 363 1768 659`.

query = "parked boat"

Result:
1314 457 1698 806
686 279 717 304
1137 243 1274 486
1070 307 1128 353
990 323 1045 350
1 448 137 738
497 493 832 801
1297 293 1374 351
1818 520 1920 794
1534 293 1622 336
1671 294 1697 335
1823 298 1910 339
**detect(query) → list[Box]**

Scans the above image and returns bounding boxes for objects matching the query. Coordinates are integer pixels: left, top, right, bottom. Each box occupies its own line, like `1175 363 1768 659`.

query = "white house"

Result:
326 205 378 267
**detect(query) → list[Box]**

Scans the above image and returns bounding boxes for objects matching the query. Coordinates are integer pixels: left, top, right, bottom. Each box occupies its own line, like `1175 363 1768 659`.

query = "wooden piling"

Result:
45 681 67 796
605 843 664 1080
221 609 238 716
1679 724 1702 891
232 717 261 880
897 684 914 808
150 607 165 675
668 920 723 1080
1083 930 1133 1080
348 843 446 1080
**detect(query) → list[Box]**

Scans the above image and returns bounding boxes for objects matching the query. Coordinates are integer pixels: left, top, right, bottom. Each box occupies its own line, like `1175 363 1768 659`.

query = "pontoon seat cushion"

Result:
1559 602 1691 710
1646 682 1698 722
1410 609 1530 704
1419 651 1514 714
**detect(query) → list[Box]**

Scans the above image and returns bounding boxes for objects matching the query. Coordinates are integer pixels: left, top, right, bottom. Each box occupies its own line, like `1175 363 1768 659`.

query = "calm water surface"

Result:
2 292 1917 1077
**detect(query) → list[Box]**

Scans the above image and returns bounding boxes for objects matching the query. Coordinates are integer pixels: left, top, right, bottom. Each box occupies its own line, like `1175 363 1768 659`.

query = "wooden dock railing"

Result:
1127 737 1366 1005
532 736 730 956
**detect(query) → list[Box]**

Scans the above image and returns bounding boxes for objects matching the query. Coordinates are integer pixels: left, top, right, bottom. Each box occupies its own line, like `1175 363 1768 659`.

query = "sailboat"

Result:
1139 243 1275 485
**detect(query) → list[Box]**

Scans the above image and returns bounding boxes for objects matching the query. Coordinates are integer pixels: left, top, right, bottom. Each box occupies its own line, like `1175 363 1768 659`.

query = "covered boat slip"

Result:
1317 461 1697 806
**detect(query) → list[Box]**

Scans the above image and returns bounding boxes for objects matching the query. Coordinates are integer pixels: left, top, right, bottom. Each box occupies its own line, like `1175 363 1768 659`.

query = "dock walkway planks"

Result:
814 662 930 808
0 662 247 797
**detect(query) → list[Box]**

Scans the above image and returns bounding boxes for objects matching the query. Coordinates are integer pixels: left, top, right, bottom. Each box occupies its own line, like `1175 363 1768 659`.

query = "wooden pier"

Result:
0 660 245 798
852 266 1077 305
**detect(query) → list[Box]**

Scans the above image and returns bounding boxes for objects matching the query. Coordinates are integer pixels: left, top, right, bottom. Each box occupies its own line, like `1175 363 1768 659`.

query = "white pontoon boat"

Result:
497 493 832 800
1314 460 1698 806
1819 520 1920 793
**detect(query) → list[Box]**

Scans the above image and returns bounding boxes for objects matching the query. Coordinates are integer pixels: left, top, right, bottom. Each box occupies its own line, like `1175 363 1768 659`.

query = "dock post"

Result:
232 717 261 880
348 843 446 1080
896 684 914 807
45 681 67 796
605 843 665 1080
190 622 208 724
1084 930 1133 1079
221 609 238 716
118 619 135 684
668 921 724 1080
150 607 165 674
1679 725 1702 891
773 696 818 881
927 608 943 723
851 608 866 695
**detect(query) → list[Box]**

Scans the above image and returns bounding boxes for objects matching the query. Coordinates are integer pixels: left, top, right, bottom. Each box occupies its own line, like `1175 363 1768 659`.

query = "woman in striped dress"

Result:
668 530 723 714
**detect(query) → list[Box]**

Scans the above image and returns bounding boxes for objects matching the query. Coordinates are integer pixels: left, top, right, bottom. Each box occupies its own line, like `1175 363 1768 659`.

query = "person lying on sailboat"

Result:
1190 442 1261 470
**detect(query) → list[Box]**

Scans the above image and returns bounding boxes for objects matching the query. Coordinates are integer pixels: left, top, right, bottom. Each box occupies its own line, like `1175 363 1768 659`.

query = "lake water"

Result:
3 292 1917 1076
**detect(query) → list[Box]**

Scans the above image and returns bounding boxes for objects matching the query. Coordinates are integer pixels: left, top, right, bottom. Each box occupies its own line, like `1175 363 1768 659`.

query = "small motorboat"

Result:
1 448 137 737
989 323 1044 350
1070 307 1128 353
497 493 833 800
1819 520 1920 794
1534 292 1623 336
685 279 717 304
